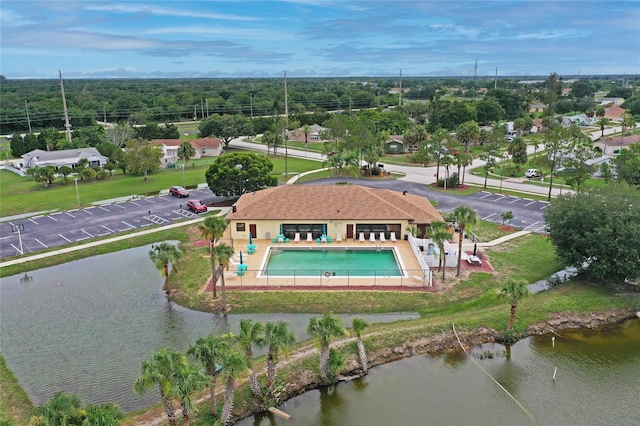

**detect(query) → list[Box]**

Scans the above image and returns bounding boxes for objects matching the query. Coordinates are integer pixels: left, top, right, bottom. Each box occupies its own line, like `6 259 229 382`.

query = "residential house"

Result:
596 97 625 106
22 148 108 170
384 135 408 153
528 103 547 113
150 138 223 167
604 105 627 122
586 155 615 177
286 124 327 143
593 135 640 155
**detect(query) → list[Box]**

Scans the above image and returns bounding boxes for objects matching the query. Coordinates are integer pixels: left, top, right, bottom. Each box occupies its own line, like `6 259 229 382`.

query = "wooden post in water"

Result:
268 407 291 420
552 367 558 381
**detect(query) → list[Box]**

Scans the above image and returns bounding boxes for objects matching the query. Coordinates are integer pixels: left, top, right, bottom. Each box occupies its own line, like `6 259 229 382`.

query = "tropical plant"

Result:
198 216 228 298
134 348 188 426
264 321 296 394
212 243 235 312
83 402 125 426
351 318 369 375
456 120 480 152
451 206 478 277
33 391 84 426
148 242 183 293
237 319 266 396
168 363 209 426
307 313 348 382
427 221 451 281
501 211 514 226
327 348 346 380
177 141 196 165
219 349 248 425
498 279 530 330
187 334 232 416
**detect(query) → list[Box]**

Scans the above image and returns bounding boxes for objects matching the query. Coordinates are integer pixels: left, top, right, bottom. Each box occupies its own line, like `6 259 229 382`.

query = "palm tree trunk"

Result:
440 252 446 281
181 403 190 426
211 257 217 299
357 340 368 375
462 165 467 185
209 377 217 415
164 263 170 293
220 266 227 313
320 343 329 381
161 395 178 426
221 380 235 426
266 354 276 392
484 172 488 188
508 304 517 330
456 228 464 277
250 367 261 396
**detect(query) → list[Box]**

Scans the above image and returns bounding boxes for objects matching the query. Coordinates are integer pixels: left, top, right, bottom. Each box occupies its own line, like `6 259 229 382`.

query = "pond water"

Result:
0 244 418 412
239 319 640 426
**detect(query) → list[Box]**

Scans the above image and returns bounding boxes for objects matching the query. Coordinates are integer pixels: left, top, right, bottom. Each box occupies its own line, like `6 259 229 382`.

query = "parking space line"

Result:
98 206 110 212
101 225 115 233
82 209 94 215
540 204 549 210
10 244 23 255
82 229 94 238
481 213 496 220
493 196 507 202
114 203 126 209
48 215 58 221
59 234 72 242
76 237 90 241
524 200 537 207
508 198 521 204
65 212 76 218
29 218 39 225
479 193 494 199
35 239 48 248
96 232 111 237
140 223 153 228
121 221 136 229
144 198 156 204
129 201 141 206
523 221 539 231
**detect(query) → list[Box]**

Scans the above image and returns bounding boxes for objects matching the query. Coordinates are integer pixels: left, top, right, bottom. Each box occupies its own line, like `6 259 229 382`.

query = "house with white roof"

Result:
22 148 108 170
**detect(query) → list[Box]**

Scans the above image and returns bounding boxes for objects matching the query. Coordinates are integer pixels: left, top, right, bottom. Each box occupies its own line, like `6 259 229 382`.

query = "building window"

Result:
236 223 246 231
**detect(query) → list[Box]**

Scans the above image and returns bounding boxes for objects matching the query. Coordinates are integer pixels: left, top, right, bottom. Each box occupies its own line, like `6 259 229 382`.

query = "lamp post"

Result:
74 178 80 207
11 224 24 254
236 164 242 196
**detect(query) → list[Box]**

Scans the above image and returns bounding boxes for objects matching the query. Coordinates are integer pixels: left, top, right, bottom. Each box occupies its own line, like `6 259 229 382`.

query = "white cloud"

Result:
85 3 262 22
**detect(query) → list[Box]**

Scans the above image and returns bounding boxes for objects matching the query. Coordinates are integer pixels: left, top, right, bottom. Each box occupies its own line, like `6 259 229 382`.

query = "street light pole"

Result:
236 164 242 196
74 178 80 207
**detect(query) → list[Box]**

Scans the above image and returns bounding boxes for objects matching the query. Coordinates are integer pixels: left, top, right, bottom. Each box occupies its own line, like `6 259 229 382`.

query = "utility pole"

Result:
201 99 204 120
284 71 289 177
103 105 107 123
25 101 32 133
399 69 402 107
206 98 209 117
494 67 498 90
473 60 478 101
193 105 197 121
59 70 72 143
250 93 253 118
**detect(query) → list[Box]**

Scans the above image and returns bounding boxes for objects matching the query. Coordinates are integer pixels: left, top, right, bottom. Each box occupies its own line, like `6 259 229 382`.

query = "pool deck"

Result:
211 236 436 291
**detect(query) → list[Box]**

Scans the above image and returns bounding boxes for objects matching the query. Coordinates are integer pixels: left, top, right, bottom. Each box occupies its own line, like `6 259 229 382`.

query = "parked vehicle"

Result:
525 169 541 178
169 186 189 197
186 199 207 213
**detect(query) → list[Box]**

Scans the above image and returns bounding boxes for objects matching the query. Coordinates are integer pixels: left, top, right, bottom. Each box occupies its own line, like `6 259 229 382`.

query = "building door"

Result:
346 224 354 240
249 224 257 239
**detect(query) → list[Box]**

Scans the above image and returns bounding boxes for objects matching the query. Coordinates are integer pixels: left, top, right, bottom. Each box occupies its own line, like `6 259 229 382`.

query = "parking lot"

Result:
0 188 215 259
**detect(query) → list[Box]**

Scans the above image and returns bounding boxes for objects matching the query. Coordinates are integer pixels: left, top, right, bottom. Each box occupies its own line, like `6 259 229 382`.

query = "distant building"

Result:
594 135 640 155
528 103 547 113
604 105 627 122
287 125 327 142
22 148 108 170
596 97 625 106
151 138 223 167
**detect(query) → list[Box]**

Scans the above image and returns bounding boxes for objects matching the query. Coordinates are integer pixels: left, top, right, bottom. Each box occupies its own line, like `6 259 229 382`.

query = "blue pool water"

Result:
263 247 402 277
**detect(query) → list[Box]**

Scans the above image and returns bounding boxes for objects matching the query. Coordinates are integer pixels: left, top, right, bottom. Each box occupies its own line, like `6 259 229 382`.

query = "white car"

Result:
525 169 540 178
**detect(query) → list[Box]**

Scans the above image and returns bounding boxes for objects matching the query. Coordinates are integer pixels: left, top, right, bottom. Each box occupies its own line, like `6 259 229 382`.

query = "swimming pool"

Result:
261 247 404 277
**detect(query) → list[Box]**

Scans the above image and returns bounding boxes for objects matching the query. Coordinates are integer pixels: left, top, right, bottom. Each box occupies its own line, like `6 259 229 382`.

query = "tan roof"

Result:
227 185 443 224
151 138 221 149
602 135 640 146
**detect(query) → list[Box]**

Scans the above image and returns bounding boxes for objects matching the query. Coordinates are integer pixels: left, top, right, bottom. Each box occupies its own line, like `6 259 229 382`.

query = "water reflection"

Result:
0 244 418 412
239 320 640 426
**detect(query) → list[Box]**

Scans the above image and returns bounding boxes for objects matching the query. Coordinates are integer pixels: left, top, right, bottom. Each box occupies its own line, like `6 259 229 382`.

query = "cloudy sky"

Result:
1 1 639 79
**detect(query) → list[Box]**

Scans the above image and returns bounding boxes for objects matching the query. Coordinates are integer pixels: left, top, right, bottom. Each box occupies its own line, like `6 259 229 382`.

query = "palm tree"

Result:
237 319 266 396
451 206 477 278
219 349 248 426
169 363 209 426
351 318 369 375
148 242 183 293
187 334 231 416
597 117 610 138
212 243 235 313
427 221 451 281
264 321 296 394
83 402 125 426
302 124 311 144
327 348 346 380
34 391 84 426
499 279 530 330
199 217 228 299
134 348 187 426
307 313 348 382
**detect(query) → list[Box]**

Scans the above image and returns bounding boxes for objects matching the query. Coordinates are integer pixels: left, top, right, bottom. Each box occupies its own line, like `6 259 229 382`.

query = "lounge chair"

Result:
294 233 300 243
380 232 386 242
390 232 397 242
277 235 284 243
370 233 375 242
336 233 342 242
307 233 313 242
358 232 365 242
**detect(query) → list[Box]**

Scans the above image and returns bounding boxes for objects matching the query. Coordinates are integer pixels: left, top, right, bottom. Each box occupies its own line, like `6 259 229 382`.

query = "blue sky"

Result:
1 1 639 79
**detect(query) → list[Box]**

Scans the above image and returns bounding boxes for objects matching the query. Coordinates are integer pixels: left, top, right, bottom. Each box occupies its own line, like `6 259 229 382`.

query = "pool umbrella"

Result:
239 251 243 264
323 224 326 235
473 243 477 256
249 232 253 245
